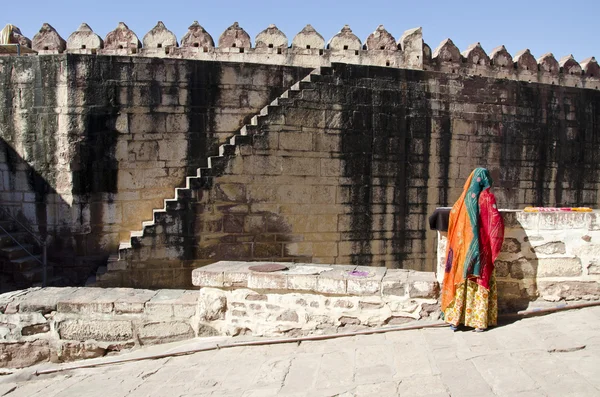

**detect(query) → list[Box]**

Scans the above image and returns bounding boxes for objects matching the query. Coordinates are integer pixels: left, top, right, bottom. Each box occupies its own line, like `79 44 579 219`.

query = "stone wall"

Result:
0 54 311 282
435 210 600 312
99 62 600 288
0 287 205 368
193 261 439 338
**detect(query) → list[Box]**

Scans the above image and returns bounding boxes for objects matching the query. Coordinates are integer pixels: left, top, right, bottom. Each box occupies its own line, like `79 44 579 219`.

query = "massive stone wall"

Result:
95 63 600 288
0 54 311 282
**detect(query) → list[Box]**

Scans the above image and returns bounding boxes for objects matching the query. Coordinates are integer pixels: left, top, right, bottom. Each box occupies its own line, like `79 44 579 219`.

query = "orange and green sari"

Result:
441 168 505 330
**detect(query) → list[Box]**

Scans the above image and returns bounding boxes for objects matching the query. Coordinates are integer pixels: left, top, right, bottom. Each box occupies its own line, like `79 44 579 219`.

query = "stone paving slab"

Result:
1 306 599 396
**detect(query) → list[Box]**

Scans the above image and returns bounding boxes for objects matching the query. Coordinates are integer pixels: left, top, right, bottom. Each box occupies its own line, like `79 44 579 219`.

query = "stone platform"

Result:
0 287 203 368
192 261 440 337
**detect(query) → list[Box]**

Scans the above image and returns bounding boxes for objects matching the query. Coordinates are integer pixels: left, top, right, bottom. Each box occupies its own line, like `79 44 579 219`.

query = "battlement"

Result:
2 21 599 90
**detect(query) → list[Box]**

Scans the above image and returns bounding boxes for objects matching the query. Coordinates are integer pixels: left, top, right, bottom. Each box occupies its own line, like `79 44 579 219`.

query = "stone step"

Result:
0 244 38 260
7 255 44 272
16 265 54 284
0 232 30 248
0 220 17 233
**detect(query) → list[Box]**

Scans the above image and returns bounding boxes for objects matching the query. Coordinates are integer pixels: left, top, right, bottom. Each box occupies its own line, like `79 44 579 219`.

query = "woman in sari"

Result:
441 168 505 331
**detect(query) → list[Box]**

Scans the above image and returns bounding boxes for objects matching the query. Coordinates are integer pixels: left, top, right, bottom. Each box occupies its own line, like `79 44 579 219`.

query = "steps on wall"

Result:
0 217 66 290
90 66 335 287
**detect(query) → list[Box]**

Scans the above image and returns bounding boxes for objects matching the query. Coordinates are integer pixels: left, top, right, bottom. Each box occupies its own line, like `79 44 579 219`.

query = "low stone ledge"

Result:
192 261 439 299
0 287 205 369
192 261 440 337
435 210 600 310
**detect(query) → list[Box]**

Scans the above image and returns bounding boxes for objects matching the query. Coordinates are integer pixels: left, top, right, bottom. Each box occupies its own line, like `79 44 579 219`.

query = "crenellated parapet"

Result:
2 21 599 90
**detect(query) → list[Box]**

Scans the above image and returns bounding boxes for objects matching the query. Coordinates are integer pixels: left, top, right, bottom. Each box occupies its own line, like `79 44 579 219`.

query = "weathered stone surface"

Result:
532 242 566 255
18 287 79 314
514 49 538 72
328 25 361 51
502 238 521 253
559 55 582 75
218 22 251 48
432 38 460 63
490 45 513 67
364 25 396 51
57 289 114 314
347 267 386 295
255 25 287 49
66 23 103 51
180 21 215 48
538 281 600 300
103 22 141 51
581 57 600 77
276 310 299 322
143 21 178 50
536 258 582 277
57 320 133 341
461 42 489 66
509 257 537 279
0 340 50 368
537 53 560 75
381 269 409 296
408 272 439 298
198 289 227 321
138 321 194 345
53 341 106 363
291 24 325 49
32 23 66 53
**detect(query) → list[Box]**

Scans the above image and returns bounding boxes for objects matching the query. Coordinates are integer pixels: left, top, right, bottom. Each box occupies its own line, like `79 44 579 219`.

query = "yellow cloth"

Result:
444 272 498 329
0 24 14 45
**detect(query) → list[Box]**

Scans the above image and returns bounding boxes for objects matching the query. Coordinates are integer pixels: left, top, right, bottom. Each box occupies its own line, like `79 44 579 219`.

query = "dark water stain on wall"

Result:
335 64 374 266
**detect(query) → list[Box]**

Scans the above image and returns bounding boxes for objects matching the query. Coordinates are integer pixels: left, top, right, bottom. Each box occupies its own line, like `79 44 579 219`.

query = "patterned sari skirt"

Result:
443 271 498 329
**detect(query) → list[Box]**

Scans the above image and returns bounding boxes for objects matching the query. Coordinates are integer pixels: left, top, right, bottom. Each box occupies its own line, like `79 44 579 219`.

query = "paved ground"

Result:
1 306 599 397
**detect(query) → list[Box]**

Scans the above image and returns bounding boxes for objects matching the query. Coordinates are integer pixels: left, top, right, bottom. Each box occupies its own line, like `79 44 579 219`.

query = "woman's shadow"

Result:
495 210 541 325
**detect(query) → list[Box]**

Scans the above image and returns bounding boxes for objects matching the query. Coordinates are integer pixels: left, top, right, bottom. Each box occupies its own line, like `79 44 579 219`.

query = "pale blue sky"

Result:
2 0 599 63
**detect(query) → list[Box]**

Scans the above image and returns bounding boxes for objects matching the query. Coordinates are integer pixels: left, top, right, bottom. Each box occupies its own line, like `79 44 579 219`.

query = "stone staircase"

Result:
90 66 333 287
0 217 66 291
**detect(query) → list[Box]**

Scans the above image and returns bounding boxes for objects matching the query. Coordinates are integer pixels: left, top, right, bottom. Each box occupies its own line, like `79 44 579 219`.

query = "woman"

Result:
441 168 505 331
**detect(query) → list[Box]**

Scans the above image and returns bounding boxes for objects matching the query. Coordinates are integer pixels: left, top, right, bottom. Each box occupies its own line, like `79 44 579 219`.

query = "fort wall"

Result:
1 22 600 287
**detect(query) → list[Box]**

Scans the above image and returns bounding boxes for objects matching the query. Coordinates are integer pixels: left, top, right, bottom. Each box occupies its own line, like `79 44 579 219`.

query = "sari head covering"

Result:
441 167 504 313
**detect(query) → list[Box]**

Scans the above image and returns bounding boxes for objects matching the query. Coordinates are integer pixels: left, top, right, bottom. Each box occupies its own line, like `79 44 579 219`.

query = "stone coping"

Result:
192 261 439 299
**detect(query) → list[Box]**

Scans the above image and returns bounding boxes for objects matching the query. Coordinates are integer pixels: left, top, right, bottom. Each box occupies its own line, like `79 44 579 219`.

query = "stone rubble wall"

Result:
0 287 206 368
436 210 600 312
8 21 600 91
192 261 440 338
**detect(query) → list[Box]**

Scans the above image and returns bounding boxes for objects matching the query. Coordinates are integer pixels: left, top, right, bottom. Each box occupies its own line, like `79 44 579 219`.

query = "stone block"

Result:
501 238 521 253
347 266 386 295
137 321 195 345
381 269 410 297
248 272 287 290
57 320 133 342
286 274 318 291
509 257 537 279
316 265 355 294
112 289 158 314
145 289 188 317
0 340 50 368
538 281 600 300
531 241 566 255
198 288 227 321
191 268 224 287
279 131 312 151
536 258 582 277
56 289 115 314
407 271 439 298
18 287 80 314
53 340 107 363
